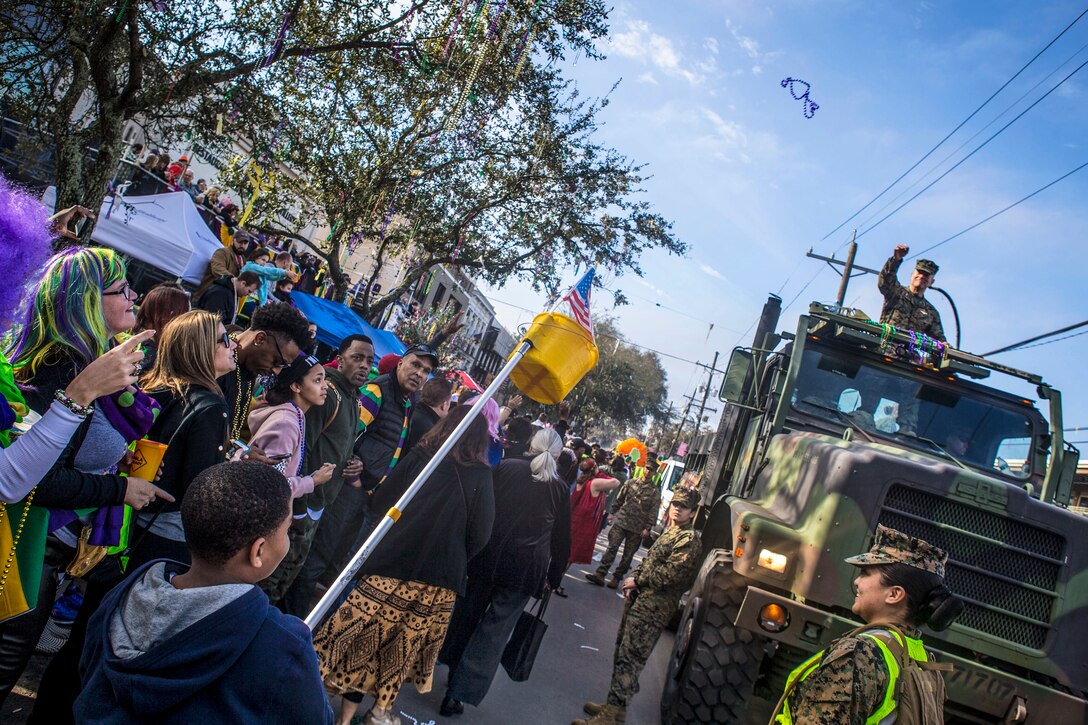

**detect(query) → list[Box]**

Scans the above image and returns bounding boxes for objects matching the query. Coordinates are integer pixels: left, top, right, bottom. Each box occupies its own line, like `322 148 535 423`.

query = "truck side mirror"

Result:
720 348 754 404
1054 444 1080 506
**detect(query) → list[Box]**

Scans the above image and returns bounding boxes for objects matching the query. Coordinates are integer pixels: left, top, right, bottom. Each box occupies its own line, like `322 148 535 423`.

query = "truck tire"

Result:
660 549 765 724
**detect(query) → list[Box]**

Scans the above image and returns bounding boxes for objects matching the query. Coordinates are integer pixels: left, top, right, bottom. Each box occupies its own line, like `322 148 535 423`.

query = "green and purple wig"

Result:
5 246 128 382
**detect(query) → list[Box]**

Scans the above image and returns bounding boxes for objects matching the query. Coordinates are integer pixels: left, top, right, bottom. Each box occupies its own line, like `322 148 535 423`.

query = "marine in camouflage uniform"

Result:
574 488 702 725
587 474 661 587
877 252 945 341
774 525 951 725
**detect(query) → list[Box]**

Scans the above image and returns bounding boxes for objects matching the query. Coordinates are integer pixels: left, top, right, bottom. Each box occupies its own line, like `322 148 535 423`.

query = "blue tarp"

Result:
291 292 406 360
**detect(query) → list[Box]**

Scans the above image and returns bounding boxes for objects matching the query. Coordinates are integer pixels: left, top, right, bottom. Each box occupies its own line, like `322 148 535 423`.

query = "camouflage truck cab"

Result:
660 301 1085 724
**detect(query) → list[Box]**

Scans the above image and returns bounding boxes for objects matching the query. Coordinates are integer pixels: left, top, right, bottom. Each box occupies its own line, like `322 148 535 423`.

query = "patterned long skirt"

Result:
313 575 457 709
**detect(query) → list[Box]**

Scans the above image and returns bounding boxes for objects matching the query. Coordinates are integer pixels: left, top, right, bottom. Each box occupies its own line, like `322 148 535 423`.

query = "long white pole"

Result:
305 339 533 630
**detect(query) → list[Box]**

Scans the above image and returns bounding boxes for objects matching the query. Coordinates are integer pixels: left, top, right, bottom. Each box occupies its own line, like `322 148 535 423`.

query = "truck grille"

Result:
877 484 1063 650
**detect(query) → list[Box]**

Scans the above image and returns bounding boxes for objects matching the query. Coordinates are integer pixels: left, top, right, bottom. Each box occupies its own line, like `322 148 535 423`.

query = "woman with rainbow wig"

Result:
0 176 172 706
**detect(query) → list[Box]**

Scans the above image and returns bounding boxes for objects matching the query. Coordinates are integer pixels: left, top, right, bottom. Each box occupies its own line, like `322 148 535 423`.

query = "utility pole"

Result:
668 392 696 457
668 352 722 457
690 350 720 447
835 230 858 305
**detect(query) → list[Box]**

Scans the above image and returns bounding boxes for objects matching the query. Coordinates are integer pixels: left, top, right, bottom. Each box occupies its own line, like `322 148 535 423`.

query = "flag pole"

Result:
305 339 533 630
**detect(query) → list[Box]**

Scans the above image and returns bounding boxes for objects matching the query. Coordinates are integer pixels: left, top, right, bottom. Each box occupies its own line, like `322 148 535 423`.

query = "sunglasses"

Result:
217 331 232 348
268 334 289 370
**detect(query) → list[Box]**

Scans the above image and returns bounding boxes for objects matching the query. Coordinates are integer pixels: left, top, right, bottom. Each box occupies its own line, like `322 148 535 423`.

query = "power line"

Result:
854 37 1088 235
1011 328 1088 351
820 5 1088 243
856 54 1088 240
781 265 829 314
909 158 1088 259
984 319 1088 356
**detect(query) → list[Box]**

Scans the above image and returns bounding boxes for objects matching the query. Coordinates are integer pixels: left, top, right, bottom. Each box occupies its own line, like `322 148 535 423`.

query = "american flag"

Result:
563 268 595 337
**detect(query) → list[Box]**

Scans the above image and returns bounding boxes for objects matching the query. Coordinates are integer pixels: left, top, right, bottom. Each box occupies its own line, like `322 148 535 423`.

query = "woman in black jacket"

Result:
129 309 236 565
313 405 495 725
439 426 572 716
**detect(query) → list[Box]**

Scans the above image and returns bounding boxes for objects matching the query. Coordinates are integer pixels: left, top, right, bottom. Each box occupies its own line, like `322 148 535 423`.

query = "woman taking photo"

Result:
312 405 495 725
439 427 572 717
0 191 154 503
0 246 170 707
247 354 336 498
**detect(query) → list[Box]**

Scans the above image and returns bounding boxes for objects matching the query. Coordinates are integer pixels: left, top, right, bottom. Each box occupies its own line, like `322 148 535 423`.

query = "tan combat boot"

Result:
584 572 606 586
606 577 621 589
571 703 626 725
583 701 605 716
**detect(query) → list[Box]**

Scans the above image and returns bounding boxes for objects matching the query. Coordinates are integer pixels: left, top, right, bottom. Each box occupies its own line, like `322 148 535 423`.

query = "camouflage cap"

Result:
844 525 948 577
670 488 699 510
915 259 939 276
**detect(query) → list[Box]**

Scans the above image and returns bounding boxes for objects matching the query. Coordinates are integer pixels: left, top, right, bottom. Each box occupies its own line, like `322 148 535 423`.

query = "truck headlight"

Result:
757 548 788 574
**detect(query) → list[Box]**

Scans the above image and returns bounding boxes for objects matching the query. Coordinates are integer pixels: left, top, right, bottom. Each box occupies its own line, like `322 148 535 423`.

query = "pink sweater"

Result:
247 402 314 498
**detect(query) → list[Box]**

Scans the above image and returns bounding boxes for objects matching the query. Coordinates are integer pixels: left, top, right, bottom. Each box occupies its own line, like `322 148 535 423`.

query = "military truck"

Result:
660 298 1086 724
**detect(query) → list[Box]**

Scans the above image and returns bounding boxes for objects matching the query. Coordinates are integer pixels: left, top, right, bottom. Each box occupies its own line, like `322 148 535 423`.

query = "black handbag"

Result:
500 588 551 682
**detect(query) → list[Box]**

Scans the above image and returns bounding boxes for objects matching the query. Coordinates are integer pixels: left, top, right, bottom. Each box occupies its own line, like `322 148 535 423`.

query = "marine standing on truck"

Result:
772 525 963 724
585 472 661 588
573 488 702 725
878 244 945 341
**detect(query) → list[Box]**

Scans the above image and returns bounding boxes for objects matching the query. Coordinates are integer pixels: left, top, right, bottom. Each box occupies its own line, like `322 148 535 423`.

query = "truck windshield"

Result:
790 347 1036 480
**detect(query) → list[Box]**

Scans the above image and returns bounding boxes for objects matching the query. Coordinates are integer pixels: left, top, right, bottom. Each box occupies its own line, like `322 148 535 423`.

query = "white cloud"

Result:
726 19 763 59
633 276 671 298
699 263 727 281
637 72 658 86
704 37 719 55
606 19 704 85
723 18 779 75
701 108 747 148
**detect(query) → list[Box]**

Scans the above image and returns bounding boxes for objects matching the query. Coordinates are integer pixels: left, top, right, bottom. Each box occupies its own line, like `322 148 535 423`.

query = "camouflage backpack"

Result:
862 623 952 725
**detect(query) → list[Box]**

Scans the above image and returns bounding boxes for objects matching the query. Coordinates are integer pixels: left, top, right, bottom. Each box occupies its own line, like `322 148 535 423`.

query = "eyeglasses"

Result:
217 331 232 348
102 282 137 300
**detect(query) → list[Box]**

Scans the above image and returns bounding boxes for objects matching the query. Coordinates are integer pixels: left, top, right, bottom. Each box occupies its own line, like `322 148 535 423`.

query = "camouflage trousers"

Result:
606 592 675 707
596 525 643 580
260 516 320 604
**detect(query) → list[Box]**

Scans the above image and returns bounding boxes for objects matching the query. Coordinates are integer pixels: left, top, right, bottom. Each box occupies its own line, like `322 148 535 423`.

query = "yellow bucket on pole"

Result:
510 312 599 404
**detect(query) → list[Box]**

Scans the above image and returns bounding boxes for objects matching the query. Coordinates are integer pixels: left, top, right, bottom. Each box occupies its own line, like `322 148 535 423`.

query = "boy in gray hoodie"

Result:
77 461 334 724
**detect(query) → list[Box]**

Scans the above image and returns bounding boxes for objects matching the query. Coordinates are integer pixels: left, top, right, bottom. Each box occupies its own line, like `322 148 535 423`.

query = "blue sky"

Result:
483 1 1088 440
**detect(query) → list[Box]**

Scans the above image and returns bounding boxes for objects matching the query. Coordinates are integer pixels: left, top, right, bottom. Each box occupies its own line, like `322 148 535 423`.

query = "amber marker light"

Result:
758 603 790 633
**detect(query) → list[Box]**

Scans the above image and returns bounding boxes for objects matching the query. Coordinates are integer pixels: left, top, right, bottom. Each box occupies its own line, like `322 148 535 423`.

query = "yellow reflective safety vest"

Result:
773 627 930 725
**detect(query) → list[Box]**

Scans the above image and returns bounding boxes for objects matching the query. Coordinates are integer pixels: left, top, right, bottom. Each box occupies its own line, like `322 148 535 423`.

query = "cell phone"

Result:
228 439 249 458
267 453 291 462
73 214 89 236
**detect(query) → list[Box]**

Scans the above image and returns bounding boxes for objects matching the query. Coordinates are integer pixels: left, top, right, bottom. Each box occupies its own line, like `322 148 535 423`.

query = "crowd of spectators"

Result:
0 170 682 725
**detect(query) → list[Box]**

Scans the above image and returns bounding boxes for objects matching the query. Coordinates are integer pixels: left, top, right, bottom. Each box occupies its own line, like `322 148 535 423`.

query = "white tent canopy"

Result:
41 188 223 284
